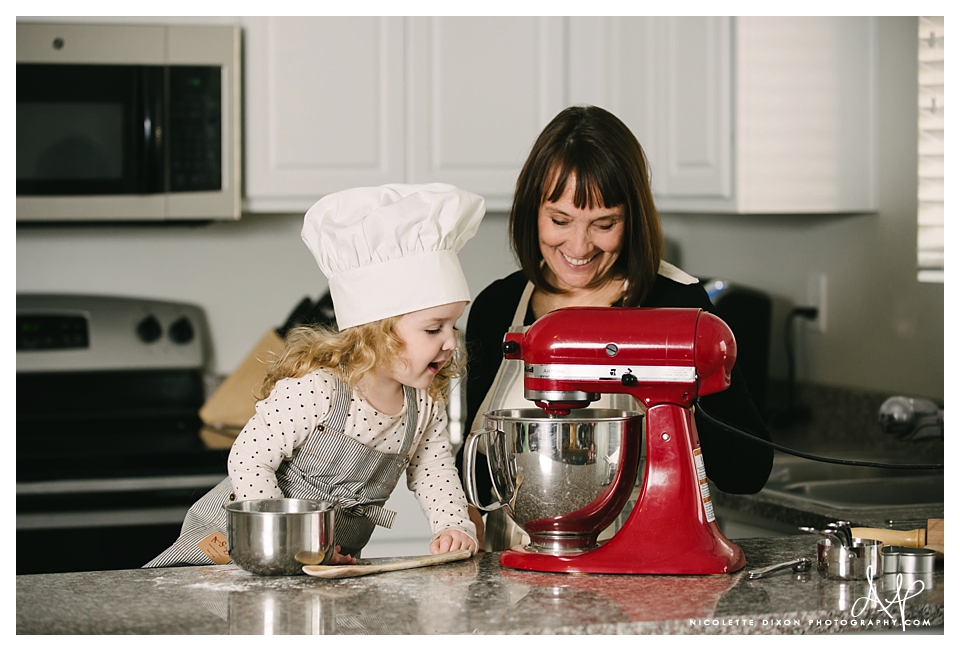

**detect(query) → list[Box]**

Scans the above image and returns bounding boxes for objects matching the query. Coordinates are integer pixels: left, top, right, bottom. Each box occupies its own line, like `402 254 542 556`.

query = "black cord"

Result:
696 398 943 470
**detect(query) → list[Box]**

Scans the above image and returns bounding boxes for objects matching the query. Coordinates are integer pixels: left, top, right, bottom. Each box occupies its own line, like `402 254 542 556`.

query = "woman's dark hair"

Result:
509 105 664 306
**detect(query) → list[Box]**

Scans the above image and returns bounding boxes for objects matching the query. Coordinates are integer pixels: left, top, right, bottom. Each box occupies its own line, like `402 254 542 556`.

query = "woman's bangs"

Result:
543 152 625 210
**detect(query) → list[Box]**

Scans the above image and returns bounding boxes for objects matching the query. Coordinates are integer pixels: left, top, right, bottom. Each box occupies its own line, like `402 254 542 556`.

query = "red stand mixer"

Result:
481 306 745 575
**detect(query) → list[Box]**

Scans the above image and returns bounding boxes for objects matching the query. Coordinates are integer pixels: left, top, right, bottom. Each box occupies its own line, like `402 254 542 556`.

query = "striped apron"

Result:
144 379 418 567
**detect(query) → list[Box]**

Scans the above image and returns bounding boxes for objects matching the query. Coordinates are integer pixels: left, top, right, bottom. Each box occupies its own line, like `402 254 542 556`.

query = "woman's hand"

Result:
430 530 478 555
327 545 356 565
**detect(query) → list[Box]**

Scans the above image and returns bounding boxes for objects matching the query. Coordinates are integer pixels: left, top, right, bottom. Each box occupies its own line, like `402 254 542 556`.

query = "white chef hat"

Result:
302 183 485 330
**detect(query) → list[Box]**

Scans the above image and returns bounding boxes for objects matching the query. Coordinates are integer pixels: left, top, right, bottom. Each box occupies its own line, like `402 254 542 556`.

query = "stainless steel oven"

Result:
16 294 228 574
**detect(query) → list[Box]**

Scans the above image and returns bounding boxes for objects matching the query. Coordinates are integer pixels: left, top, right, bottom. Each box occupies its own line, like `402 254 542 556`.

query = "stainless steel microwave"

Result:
16 22 241 222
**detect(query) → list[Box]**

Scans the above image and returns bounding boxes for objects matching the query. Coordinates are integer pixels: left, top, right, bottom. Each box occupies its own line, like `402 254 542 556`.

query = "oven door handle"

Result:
16 474 226 495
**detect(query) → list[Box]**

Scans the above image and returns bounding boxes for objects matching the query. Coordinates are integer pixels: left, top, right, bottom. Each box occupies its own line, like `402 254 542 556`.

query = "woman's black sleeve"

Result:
648 281 774 494
695 364 774 494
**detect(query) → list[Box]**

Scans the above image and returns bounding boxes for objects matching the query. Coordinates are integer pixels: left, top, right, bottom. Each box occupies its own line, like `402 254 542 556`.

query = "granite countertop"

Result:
17 537 943 635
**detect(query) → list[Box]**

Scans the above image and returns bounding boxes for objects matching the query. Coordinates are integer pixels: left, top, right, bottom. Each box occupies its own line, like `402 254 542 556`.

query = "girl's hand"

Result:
430 530 478 555
327 545 356 565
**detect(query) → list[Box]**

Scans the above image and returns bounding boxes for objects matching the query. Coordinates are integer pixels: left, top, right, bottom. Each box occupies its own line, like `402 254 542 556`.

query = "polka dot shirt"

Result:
227 368 476 544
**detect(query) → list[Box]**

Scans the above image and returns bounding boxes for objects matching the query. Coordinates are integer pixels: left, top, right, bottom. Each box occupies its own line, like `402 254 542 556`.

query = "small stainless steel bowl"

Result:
225 498 336 575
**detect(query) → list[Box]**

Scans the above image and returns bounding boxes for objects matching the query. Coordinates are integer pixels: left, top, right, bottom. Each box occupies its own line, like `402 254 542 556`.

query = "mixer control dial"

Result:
621 373 638 387
136 315 163 343
168 316 195 344
502 340 520 357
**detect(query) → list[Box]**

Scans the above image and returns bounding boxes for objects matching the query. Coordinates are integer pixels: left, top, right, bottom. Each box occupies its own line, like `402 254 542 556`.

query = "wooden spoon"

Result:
302 549 471 579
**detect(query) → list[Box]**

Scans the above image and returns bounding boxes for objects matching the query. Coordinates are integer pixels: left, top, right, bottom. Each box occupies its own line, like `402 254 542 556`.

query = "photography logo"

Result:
850 569 931 632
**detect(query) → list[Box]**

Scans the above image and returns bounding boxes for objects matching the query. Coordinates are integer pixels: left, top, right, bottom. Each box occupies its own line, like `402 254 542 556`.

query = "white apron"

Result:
470 282 645 551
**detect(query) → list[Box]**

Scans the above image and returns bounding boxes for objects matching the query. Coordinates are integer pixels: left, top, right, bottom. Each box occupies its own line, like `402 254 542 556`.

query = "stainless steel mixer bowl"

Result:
464 408 643 552
225 498 336 575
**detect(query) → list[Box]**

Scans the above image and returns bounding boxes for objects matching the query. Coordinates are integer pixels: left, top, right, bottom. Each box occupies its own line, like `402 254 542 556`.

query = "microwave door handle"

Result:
137 67 165 194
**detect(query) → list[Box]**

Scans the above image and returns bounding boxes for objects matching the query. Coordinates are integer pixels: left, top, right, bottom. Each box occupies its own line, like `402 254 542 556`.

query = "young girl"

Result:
146 183 482 567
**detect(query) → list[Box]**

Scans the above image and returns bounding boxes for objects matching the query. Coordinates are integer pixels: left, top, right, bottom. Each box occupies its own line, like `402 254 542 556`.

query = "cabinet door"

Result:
567 17 659 183
655 17 732 201
567 17 732 203
242 17 404 213
733 16 878 213
407 17 566 211
572 17 877 214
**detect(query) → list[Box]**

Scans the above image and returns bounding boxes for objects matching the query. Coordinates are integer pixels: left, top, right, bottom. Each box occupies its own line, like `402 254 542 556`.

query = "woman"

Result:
456 106 773 550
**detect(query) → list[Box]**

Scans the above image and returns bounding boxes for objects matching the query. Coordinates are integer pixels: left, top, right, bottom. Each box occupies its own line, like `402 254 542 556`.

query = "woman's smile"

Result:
561 252 597 267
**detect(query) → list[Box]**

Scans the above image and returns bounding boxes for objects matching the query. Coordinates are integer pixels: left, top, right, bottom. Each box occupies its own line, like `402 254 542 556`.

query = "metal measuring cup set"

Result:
801 521 936 580
748 520 938 582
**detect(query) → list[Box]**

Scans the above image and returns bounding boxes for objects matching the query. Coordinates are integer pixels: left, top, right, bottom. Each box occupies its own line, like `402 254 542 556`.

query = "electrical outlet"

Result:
806 273 827 333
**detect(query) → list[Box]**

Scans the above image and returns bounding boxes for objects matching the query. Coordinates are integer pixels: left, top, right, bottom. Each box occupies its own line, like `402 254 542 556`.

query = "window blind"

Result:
918 16 944 283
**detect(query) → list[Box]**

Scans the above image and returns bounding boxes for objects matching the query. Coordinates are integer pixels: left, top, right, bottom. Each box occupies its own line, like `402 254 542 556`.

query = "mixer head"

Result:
503 307 736 415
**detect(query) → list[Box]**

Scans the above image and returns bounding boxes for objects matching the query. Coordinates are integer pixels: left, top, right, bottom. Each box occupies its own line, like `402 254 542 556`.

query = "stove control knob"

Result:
168 316 195 344
136 314 163 343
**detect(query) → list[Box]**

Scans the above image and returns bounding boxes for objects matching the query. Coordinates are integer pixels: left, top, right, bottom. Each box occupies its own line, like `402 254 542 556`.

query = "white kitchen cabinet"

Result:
244 16 877 215
241 17 405 213
570 16 878 214
243 16 565 213
570 17 732 203
407 17 566 210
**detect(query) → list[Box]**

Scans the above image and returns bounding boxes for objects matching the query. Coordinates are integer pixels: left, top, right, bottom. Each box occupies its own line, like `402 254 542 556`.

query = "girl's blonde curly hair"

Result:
258 317 465 405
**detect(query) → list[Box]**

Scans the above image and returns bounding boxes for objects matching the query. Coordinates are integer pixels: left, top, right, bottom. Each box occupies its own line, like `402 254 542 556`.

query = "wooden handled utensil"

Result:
926 518 944 554
851 518 943 556
302 549 472 579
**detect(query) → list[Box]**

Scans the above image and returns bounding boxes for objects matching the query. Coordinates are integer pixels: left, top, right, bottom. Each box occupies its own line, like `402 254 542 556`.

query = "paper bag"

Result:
199 329 286 444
